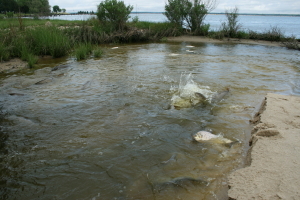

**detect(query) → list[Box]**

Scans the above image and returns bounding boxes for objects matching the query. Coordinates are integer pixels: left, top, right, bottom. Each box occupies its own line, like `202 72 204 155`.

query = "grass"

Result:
0 17 299 68
93 47 103 58
74 43 93 61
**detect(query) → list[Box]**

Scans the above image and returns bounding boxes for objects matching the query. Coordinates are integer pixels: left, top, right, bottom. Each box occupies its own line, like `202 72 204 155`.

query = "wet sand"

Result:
167 35 283 47
228 93 300 200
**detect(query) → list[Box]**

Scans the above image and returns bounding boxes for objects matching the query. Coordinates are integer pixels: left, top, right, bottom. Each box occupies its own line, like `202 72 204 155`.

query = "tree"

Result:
61 8 66 13
16 0 50 14
97 0 133 31
0 0 18 12
164 0 216 34
221 7 241 37
52 5 60 13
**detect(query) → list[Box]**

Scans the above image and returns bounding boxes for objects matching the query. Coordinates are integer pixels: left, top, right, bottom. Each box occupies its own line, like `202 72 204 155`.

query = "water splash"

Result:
170 73 214 109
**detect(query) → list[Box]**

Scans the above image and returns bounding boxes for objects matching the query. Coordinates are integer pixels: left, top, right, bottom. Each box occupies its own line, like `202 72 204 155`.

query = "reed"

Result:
74 43 93 61
25 26 71 57
93 47 103 58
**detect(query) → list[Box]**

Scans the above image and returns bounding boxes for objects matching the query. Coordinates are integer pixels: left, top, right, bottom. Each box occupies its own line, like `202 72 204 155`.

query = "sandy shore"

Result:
228 93 300 200
167 35 283 47
0 58 28 73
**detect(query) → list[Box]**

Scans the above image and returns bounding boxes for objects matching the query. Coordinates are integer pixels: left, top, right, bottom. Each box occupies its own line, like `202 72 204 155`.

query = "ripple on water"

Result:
0 42 299 199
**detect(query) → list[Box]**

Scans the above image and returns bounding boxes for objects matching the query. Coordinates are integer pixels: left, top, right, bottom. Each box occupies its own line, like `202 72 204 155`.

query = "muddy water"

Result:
0 42 299 200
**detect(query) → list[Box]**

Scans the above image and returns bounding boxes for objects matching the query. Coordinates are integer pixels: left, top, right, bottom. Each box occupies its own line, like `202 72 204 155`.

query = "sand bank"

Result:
228 93 300 200
0 58 28 73
167 35 283 47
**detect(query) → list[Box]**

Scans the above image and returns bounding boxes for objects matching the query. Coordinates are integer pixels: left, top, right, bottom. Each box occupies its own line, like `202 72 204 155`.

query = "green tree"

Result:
16 0 50 14
53 5 60 13
96 0 133 31
0 0 18 12
164 0 216 34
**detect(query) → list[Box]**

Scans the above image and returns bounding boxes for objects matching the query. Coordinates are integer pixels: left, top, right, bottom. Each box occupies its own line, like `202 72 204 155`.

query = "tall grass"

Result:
93 47 103 58
74 43 93 61
26 26 71 58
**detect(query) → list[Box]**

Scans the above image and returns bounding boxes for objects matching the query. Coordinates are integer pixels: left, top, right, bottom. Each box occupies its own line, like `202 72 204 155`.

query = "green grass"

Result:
0 18 86 29
26 26 71 58
93 47 103 58
74 43 93 61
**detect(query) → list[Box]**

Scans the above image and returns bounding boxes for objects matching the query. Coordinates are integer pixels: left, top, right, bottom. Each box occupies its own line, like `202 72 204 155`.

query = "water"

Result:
0 42 300 200
48 13 300 38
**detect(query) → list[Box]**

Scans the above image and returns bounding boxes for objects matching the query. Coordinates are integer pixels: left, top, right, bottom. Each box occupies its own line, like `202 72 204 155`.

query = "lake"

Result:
47 13 300 38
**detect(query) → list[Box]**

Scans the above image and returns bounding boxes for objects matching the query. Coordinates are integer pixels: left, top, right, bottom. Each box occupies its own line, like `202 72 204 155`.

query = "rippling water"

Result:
0 42 299 199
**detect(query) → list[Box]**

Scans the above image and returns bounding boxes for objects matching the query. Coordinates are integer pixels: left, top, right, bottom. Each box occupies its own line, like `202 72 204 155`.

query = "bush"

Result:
221 7 241 37
283 36 300 50
96 0 133 31
6 12 14 18
164 0 216 32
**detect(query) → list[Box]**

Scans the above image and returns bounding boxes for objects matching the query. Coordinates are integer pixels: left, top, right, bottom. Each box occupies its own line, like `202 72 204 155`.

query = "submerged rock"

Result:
51 64 70 71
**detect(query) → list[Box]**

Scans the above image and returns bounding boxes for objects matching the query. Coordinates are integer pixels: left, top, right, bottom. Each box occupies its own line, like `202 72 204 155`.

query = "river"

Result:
0 42 300 199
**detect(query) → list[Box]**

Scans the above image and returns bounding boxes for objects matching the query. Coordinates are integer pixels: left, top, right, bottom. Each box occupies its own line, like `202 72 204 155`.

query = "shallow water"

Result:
0 42 299 200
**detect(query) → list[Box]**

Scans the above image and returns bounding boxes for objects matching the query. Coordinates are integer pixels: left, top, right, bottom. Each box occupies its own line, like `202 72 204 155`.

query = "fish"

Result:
195 88 230 104
211 87 230 103
193 131 233 144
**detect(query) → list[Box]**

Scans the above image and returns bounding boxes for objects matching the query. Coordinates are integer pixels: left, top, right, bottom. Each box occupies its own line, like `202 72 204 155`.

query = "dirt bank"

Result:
0 58 28 73
228 93 300 200
167 35 283 47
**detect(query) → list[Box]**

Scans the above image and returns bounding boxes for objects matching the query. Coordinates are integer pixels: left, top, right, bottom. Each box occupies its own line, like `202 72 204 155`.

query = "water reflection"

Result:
0 42 299 199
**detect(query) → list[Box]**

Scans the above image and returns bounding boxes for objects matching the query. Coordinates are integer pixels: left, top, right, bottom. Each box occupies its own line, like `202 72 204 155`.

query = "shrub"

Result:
96 0 133 31
6 12 14 18
164 0 216 32
283 36 300 50
221 6 241 37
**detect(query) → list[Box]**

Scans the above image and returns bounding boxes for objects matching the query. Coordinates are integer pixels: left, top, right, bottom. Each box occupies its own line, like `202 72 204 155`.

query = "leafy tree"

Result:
97 0 133 31
16 0 50 14
53 5 60 13
0 0 18 12
61 8 66 13
164 0 216 34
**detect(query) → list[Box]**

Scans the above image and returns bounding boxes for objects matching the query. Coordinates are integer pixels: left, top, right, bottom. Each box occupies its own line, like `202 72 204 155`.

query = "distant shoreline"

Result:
128 12 300 17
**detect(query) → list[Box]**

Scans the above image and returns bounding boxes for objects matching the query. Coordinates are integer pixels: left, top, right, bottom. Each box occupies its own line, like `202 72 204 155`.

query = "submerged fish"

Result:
196 88 230 104
193 131 232 144
211 88 230 103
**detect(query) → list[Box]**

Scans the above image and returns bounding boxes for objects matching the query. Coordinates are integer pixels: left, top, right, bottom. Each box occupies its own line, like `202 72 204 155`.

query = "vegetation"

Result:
221 7 241 37
74 43 93 61
0 0 51 14
96 0 133 31
0 0 299 69
52 5 61 13
164 0 216 34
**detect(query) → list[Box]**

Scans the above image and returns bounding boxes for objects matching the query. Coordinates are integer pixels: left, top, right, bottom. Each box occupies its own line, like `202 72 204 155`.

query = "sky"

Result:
48 0 300 14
